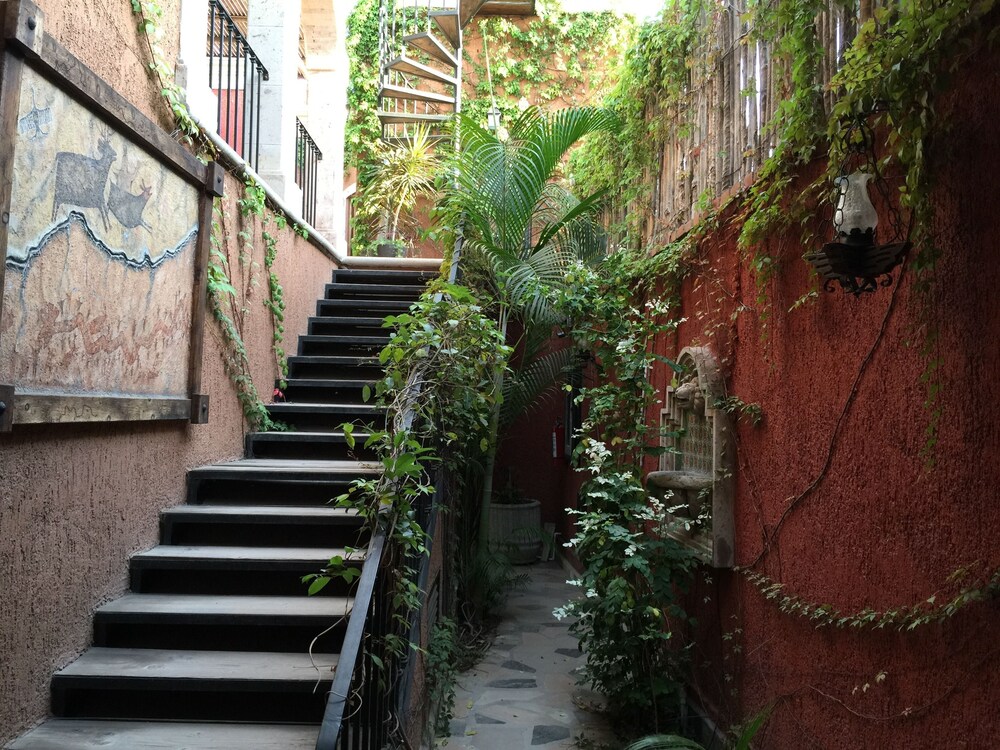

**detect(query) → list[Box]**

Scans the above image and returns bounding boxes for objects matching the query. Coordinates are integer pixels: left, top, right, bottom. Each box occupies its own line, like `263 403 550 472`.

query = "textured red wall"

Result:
500 39 1000 750
645 47 1000 749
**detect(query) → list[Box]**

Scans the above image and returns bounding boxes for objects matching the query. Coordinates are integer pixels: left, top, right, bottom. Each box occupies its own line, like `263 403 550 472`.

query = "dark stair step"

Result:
325 282 424 300
187 458 380 504
129 545 362 597
386 55 458 87
287 354 383 380
402 32 458 68
317 297 415 318
247 431 376 461
381 82 456 106
7 719 320 749
378 111 451 126
161 504 366 548
51 648 337 723
307 315 391 337
280 378 376 405
94 594 352 654
298 334 389 356
332 267 435 286
265 402 386 434
431 10 459 48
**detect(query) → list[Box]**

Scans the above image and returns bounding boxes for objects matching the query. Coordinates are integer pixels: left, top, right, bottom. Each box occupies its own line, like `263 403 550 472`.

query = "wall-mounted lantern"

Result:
804 113 911 296
486 104 503 132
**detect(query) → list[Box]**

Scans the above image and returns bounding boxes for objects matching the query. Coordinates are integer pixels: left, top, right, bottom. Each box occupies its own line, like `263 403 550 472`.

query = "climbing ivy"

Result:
236 179 290 389
743 563 1000 631
568 2 703 247
463 4 631 125
207 196 277 431
203 178 300 430
130 0 209 151
132 1 305 418
344 0 383 254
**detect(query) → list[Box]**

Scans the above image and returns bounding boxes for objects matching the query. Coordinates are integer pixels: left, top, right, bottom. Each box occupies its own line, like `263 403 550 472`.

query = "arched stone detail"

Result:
647 346 735 568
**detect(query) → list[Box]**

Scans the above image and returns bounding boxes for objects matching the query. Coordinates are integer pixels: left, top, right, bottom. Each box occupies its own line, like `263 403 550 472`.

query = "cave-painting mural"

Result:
1 66 200 399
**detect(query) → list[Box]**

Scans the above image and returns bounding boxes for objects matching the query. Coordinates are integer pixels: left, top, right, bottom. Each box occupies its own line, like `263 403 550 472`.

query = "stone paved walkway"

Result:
440 562 617 750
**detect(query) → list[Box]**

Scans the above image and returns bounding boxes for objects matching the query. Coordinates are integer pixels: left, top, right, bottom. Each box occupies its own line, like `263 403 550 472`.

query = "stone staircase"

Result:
8 268 433 749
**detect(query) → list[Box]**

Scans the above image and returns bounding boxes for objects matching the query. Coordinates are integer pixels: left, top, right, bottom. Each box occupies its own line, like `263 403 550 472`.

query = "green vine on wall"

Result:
568 1 704 247
131 3 310 423
743 563 1000 631
463 4 631 125
236 179 291 390
344 0 383 254
207 197 274 430
203 179 299 430
130 0 208 151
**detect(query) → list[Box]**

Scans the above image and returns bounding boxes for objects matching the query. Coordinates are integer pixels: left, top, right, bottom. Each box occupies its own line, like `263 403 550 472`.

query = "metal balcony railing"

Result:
295 118 323 226
208 0 269 171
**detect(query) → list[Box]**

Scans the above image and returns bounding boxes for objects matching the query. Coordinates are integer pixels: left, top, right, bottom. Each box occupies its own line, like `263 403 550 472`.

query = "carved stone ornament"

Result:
646 347 735 568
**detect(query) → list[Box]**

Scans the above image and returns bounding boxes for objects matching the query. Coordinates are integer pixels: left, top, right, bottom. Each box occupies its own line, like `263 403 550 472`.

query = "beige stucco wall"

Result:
0 1 340 742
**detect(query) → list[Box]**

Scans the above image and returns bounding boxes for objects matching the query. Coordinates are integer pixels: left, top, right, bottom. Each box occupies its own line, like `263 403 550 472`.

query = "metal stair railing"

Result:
295 118 323 227
207 0 269 171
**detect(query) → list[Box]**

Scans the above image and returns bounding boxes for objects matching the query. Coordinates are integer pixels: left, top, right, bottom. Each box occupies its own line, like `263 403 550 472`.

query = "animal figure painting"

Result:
52 125 117 229
1 66 200 399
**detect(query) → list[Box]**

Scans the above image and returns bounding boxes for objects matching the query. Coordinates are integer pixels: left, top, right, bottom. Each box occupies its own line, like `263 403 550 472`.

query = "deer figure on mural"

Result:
51 125 116 230
108 147 153 231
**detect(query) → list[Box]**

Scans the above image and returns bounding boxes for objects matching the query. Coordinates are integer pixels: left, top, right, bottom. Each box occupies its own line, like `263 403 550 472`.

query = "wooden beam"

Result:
12 393 192 424
189 393 210 424
187 163 223 424
1 0 206 187
0 384 13 432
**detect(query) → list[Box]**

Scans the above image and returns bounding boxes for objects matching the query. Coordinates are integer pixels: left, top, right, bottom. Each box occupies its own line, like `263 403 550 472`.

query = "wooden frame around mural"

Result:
0 0 223 431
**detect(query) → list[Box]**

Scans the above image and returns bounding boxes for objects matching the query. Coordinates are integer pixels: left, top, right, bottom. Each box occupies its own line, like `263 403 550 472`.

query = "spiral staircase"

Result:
377 0 535 141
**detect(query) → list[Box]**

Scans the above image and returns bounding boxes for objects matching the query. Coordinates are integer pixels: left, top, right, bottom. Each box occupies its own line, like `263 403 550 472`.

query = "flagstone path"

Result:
440 562 618 750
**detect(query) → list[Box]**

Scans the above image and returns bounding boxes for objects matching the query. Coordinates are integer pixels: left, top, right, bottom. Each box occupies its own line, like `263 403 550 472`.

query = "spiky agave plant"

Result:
365 126 441 250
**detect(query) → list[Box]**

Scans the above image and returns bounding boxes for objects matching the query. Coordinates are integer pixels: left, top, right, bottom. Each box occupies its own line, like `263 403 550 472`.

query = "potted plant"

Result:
488 476 542 565
363 127 440 258
375 237 407 257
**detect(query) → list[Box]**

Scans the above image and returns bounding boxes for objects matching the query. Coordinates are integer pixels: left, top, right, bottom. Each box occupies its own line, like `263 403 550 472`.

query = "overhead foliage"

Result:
463 3 633 124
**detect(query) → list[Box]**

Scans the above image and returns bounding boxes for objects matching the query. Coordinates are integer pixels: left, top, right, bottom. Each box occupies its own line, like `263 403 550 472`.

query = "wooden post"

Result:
0 383 13 432
860 0 874 23
0 1 35 360
188 162 225 424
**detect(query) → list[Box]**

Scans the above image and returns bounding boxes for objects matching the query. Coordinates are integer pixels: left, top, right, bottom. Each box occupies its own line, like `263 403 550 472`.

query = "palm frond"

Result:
500 346 575 429
623 736 706 750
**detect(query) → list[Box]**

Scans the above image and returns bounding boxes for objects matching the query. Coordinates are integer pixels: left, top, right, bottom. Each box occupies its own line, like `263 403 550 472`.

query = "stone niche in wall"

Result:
647 346 735 568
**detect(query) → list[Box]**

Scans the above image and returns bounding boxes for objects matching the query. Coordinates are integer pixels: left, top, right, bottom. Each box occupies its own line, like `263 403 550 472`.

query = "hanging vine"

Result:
130 0 211 152
742 563 1000 631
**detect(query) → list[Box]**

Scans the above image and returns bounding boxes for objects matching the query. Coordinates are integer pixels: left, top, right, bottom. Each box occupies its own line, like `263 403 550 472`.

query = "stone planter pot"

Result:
489 499 542 565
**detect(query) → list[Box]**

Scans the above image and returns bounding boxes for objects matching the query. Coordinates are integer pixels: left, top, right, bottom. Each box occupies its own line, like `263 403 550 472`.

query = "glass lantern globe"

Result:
833 171 878 244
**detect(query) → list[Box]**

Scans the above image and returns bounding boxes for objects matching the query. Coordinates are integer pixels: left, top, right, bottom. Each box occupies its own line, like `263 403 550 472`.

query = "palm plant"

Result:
442 106 616 556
